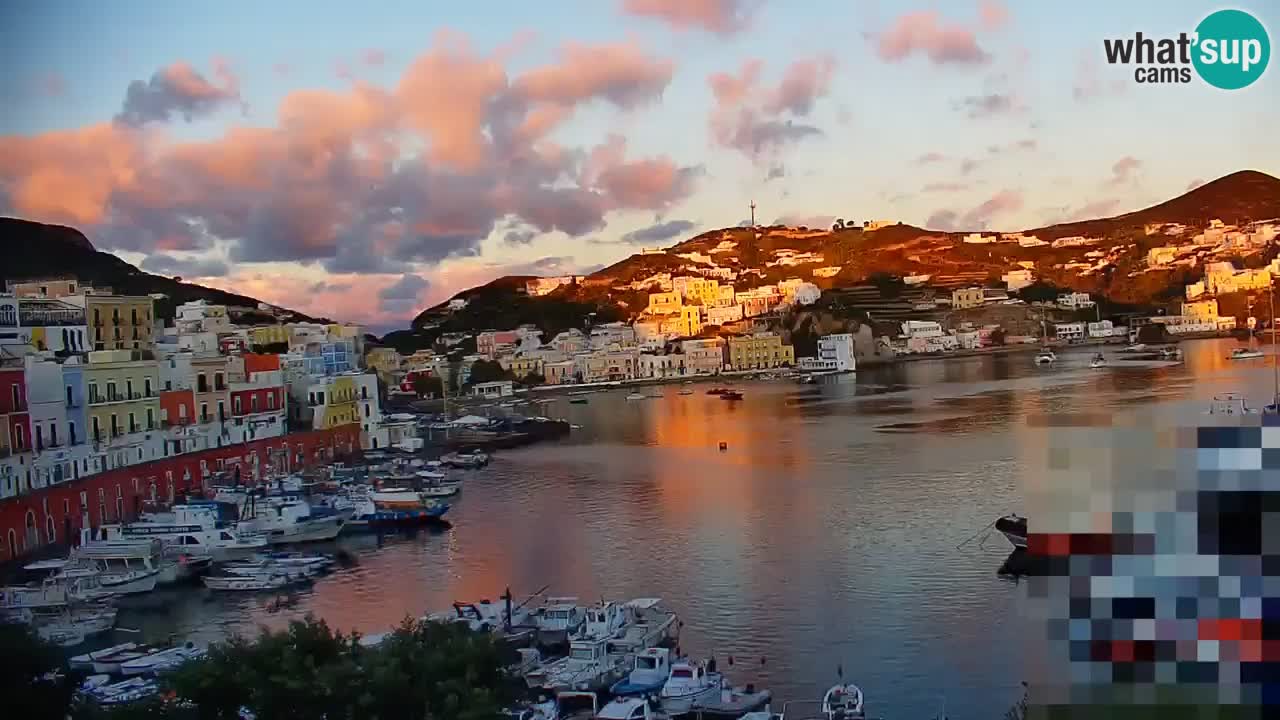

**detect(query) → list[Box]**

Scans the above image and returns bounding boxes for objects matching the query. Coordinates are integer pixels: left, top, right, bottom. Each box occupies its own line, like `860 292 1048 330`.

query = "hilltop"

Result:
0 217 321 323
396 170 1280 345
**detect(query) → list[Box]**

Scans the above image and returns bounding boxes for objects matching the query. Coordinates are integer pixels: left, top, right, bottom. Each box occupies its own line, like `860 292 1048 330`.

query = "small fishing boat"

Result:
1118 343 1149 353
598 696 668 720
569 397 589 405
72 641 139 671
501 697 559 720
79 676 159 706
89 644 161 674
626 393 646 401
678 389 694 395
690 683 773 717
1229 347 1264 360
822 683 866 718
202 574 295 591
659 659 722 715
706 387 728 395
1208 393 1256 415
611 647 674 697
1160 346 1183 361
33 604 118 647
120 642 205 675
994 514 1028 550
719 390 744 401
524 635 628 693
441 450 490 468
534 597 586 646
1090 353 1106 369
1034 350 1056 365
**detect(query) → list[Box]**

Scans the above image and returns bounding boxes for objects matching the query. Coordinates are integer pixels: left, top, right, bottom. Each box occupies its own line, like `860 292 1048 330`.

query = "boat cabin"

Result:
634 647 671 675
536 597 584 632
565 636 610 668
582 601 627 639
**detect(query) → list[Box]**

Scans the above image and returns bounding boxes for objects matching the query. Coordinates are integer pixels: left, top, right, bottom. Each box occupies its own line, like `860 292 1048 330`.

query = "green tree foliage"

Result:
1 621 74 719
412 374 444 399
90 617 514 720
519 372 546 387
466 360 512 386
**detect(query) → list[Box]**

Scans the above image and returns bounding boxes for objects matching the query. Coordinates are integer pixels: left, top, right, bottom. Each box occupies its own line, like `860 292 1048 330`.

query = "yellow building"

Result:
951 287 984 310
8 277 85 298
85 350 161 443
248 325 289 348
307 376 358 429
364 347 402 383
74 295 156 351
505 355 545 378
647 292 683 314
728 333 795 370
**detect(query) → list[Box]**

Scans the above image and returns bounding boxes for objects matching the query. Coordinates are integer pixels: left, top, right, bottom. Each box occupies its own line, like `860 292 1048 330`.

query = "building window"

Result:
234 397 242 415
91 416 100 442
126 379 134 399
200 403 209 422
178 404 187 422
197 374 208 393
146 408 155 430
144 378 152 397
251 395 258 413
362 385 368 399
50 424 57 447
215 373 225 391
35 426 43 451
14 425 25 451
128 412 136 434
110 413 119 436
10 385 18 409
267 393 275 410
217 401 225 421
68 421 76 445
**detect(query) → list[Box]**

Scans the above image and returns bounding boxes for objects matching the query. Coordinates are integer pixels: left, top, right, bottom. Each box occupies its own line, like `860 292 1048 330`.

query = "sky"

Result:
2 1 1277 333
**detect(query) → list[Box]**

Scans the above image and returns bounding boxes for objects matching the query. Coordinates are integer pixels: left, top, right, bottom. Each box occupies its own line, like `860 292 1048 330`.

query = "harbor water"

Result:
113 338 1276 718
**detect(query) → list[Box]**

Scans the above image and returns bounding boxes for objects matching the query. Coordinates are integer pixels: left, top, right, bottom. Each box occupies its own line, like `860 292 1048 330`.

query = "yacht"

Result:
65 538 167 595
822 683 866 719
658 659 723 715
108 503 267 561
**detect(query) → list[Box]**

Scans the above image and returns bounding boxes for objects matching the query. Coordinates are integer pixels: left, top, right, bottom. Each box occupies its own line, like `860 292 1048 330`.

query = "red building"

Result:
0 367 32 454
230 385 284 417
159 389 196 427
0 424 360 561
242 352 281 375
399 367 436 394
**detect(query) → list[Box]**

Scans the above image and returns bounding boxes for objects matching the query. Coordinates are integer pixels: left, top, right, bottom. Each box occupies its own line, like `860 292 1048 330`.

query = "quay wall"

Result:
0 425 361 563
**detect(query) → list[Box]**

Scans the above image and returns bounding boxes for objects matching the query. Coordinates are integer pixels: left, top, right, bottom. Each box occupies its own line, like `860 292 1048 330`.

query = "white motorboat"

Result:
659 659 722 715
533 597 586 646
87 643 164 675
1230 347 1264 360
691 684 773 716
611 647 674 697
220 560 323 580
822 683 866 718
66 538 166 595
524 635 629 693
626 393 646 401
72 641 139 671
501 697 559 720
32 604 118 647
597 696 668 720
1 564 116 609
1209 393 1256 415
577 598 679 655
430 598 532 633
202 574 295 591
678 389 694 395
440 451 489 469
1090 353 1106 368
419 480 462 498
1034 349 1056 365
108 503 268 561
1119 343 1149 353
120 642 205 675
237 498 347 544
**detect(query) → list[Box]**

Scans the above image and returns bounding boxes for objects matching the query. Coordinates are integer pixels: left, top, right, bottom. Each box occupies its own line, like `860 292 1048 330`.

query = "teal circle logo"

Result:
1192 9 1270 89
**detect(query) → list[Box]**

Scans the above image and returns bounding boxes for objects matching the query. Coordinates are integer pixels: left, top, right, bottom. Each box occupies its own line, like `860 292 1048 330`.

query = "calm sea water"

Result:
113 338 1280 719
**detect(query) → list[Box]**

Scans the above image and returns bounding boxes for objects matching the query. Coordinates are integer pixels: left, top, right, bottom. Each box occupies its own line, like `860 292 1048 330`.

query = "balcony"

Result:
128 423 140 434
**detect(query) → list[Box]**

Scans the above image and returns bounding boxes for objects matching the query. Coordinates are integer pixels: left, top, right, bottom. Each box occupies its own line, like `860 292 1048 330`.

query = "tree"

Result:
520 372 545 387
412 374 443 399
92 617 514 720
1 622 74 719
467 359 512 386
988 327 1007 346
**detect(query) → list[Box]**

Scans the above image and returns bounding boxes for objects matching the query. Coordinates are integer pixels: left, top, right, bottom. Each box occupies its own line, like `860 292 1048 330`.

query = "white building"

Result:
1051 236 1099 248
1002 269 1034 292
705 305 743 326
1057 292 1095 310
1087 320 1114 338
471 381 514 399
1055 322 1086 342
638 353 681 379
174 300 232 335
524 276 583 296
962 233 994 244
799 333 856 372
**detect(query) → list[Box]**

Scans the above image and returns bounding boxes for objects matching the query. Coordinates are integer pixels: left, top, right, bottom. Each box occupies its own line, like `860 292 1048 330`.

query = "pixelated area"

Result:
1023 412 1280 719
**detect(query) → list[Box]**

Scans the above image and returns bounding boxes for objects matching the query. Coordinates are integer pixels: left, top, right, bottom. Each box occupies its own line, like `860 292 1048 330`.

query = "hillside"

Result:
0 217 321 323
396 170 1280 344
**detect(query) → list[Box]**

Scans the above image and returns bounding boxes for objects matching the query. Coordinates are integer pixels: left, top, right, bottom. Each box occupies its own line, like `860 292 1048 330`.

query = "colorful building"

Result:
727 333 795 370
70 295 156 352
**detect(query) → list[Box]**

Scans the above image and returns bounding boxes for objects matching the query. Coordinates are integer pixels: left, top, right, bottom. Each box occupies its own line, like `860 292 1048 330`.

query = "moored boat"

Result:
441 450 490 468
1229 347 1264 360
822 682 865 718
690 683 773 717
79 676 159 706
1090 353 1106 368
678 389 694 395
658 658 722 715
31 604 118 647
120 642 205 675
719 390 744 401
534 597 586 647
626 393 646 401
1034 349 1056 365
610 647 673 697
202 574 296 591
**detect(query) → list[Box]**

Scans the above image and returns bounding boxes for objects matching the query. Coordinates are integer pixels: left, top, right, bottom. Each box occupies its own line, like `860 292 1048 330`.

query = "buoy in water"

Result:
718 442 728 451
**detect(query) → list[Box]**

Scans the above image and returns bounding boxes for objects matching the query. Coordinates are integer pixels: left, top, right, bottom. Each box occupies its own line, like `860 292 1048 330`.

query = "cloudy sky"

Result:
2 1 1277 332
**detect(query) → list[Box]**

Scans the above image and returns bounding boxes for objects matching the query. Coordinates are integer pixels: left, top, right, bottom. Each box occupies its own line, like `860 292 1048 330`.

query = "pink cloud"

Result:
916 151 948 164
1109 156 1141 185
708 56 836 161
621 0 754 35
1186 178 1205 191
363 49 386 66
512 41 674 109
928 189 1022 230
876 11 989 65
979 1 1009 31
114 61 242 126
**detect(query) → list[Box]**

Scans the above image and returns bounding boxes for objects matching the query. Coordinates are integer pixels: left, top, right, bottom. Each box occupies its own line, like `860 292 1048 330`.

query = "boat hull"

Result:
662 682 722 715
263 516 345 545
100 569 160 595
